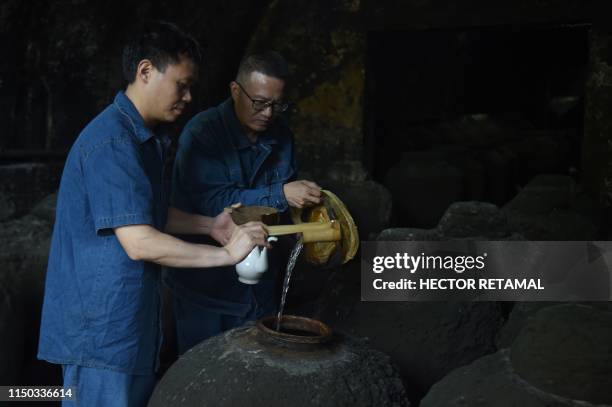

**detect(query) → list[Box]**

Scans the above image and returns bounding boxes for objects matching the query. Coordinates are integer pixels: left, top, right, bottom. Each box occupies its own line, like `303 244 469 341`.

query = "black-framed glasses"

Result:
235 81 289 113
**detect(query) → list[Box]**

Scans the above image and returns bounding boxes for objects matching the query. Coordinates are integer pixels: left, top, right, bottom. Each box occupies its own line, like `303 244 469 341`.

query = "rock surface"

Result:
437 201 509 238
503 174 599 240
0 163 61 221
422 304 612 406
377 200 523 241
314 265 505 403
511 304 612 405
0 193 57 385
422 350 562 407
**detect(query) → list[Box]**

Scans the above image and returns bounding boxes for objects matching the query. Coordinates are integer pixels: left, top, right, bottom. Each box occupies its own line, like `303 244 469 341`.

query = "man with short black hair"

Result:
38 21 268 407
166 51 322 354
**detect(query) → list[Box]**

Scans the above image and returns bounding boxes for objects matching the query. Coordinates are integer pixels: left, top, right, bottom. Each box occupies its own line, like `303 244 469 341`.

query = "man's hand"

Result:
283 180 322 209
223 221 269 263
210 203 242 245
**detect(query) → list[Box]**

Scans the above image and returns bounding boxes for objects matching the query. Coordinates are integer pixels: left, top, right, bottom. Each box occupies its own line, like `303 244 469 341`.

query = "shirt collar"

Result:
219 98 279 150
113 91 155 144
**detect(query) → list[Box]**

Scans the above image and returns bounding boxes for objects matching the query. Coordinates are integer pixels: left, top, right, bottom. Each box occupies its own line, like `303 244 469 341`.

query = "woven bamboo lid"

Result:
296 190 359 265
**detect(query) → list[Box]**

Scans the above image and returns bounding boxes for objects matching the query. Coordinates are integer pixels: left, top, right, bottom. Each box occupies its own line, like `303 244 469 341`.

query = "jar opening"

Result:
257 315 332 344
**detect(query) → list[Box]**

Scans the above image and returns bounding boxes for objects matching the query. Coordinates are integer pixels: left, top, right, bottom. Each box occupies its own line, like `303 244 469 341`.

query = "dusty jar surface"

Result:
149 316 409 407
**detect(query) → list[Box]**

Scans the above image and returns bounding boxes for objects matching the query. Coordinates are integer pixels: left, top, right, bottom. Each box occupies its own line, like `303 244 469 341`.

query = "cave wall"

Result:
244 0 365 179
239 0 612 210
0 0 272 151
1 0 612 205
583 31 612 213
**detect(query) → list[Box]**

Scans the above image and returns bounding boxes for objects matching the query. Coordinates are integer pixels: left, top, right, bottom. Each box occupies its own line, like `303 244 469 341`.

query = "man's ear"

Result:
136 59 154 84
229 81 240 102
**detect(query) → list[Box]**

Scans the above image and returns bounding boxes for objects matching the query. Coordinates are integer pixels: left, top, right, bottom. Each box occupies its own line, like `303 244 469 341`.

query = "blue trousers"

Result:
61 364 156 407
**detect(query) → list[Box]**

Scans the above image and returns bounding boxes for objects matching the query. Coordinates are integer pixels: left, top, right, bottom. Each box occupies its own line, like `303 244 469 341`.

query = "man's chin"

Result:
165 110 183 122
251 122 270 132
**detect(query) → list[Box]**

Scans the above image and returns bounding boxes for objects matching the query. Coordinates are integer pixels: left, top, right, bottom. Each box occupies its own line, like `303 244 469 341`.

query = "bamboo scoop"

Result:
266 220 341 243
228 189 358 263
228 205 342 243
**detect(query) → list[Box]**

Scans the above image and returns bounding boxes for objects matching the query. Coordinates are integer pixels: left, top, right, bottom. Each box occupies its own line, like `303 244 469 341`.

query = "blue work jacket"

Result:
165 98 296 316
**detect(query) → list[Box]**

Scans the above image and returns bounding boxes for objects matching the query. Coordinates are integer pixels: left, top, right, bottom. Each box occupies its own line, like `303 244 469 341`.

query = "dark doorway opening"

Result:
364 23 590 228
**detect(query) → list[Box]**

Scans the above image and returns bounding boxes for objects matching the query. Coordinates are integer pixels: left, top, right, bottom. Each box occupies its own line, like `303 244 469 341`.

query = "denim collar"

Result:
113 91 155 144
219 98 279 150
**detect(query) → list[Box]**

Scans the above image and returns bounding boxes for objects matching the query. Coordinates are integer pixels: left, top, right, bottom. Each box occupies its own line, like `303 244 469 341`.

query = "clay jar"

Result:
149 316 409 407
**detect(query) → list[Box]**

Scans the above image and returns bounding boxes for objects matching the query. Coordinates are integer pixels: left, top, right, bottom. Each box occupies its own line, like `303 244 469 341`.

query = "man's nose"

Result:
260 105 273 118
182 90 192 103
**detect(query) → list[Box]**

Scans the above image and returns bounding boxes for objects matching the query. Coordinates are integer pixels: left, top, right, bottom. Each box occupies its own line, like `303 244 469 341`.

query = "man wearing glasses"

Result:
166 51 322 353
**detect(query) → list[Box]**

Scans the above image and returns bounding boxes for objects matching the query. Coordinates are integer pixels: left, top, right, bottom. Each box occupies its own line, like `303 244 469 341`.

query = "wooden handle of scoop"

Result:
266 221 341 242
302 225 341 243
266 222 333 235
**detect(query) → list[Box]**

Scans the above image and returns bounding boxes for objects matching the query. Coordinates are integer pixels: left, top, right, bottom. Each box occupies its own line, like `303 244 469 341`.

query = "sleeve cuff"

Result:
94 213 155 233
269 182 289 211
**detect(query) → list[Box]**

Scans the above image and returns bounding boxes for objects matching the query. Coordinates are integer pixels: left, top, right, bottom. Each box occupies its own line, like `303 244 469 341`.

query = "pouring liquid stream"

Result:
276 237 304 331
